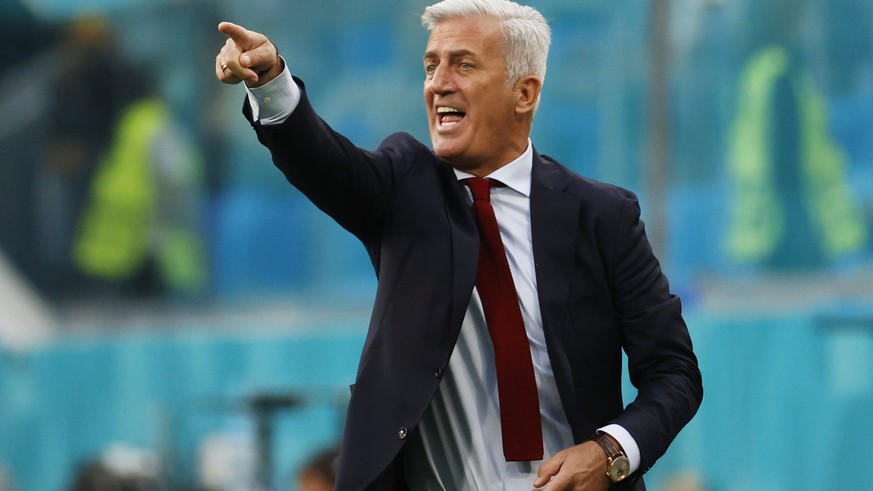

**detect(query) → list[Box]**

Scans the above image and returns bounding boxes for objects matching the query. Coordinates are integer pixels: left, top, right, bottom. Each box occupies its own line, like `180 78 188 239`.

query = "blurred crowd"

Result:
1 0 872 310
1 10 209 305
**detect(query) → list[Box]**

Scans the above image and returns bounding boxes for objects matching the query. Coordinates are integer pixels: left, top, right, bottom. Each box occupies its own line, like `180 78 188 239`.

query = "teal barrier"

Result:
644 308 873 491
1 308 872 490
0 321 367 490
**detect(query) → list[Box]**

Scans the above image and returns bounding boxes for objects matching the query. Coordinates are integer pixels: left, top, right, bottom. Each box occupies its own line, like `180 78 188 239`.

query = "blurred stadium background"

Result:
1 0 872 489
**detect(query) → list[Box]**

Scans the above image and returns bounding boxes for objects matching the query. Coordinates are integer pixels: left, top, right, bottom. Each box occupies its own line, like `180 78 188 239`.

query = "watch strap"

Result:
591 431 630 482
591 431 626 460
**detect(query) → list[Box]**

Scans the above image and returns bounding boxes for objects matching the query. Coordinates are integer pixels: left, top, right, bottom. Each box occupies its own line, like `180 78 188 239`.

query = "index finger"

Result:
218 21 258 51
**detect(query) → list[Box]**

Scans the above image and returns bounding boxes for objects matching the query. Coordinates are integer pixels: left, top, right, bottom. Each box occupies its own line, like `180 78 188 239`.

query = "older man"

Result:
215 1 702 489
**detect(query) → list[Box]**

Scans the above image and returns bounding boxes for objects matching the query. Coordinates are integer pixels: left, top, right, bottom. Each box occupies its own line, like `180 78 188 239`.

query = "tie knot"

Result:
465 177 492 202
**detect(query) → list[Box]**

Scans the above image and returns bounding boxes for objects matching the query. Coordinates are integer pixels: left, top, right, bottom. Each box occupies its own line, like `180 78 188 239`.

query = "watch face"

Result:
608 456 631 482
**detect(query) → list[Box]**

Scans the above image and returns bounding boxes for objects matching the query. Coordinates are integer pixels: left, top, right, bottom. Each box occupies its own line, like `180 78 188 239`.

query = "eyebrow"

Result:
423 48 478 61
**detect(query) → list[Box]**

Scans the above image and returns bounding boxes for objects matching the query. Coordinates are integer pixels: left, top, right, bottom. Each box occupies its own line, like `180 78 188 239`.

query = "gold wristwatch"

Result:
591 431 630 483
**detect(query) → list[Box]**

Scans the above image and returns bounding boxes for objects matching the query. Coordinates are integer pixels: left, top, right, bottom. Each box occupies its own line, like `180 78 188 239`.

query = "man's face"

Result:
423 16 524 174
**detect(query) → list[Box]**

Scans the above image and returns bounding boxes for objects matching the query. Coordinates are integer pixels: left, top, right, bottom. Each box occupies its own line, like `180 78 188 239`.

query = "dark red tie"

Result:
465 176 543 462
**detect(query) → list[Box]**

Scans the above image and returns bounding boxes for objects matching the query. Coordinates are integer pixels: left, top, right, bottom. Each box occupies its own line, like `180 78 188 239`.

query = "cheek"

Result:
476 89 509 117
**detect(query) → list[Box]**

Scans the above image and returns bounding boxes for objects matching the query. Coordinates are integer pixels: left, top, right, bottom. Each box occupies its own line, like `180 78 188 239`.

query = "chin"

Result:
432 134 465 153
431 142 456 161
433 135 481 169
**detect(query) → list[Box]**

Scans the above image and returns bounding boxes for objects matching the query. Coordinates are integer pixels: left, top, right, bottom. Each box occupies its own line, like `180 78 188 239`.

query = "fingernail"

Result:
241 54 251 66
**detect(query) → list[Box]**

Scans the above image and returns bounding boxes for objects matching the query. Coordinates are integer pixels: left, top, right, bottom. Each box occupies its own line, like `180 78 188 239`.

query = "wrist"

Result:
591 431 630 483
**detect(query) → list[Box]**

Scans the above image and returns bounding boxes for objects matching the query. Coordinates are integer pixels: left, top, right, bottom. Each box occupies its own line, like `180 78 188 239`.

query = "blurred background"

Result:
1 0 872 489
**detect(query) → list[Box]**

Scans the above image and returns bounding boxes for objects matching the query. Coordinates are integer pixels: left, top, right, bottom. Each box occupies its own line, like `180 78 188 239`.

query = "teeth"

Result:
437 106 462 114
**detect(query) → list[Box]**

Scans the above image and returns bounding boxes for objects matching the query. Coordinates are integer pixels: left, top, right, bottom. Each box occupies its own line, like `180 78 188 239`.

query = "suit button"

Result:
434 367 443 378
398 427 408 439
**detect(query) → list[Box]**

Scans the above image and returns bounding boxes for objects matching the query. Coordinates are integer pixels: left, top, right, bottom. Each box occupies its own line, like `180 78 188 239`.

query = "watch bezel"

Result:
606 454 631 482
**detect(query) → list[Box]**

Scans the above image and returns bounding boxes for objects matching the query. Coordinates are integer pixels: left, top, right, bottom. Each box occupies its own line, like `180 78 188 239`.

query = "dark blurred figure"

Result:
1 9 207 302
0 0 58 294
294 447 337 491
36 16 207 300
727 0 867 269
37 16 153 298
0 0 56 67
66 461 162 491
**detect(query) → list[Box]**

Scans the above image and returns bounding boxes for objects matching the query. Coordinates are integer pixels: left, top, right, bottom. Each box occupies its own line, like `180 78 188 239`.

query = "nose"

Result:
426 64 455 96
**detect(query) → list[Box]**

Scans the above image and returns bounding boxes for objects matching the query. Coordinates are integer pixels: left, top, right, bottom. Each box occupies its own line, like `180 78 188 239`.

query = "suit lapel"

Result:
441 165 479 343
529 150 588 440
530 150 579 319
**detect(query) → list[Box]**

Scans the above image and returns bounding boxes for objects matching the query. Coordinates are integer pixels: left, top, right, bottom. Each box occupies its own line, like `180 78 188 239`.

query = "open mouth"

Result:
437 106 466 127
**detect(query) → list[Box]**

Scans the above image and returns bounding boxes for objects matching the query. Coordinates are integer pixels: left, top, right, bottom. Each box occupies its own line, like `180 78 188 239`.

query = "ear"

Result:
513 75 542 115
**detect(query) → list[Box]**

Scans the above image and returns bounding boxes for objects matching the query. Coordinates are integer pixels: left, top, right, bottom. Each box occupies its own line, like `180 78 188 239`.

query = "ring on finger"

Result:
220 63 229 72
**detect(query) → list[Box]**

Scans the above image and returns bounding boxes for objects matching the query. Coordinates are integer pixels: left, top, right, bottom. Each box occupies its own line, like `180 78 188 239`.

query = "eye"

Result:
460 62 473 70
425 63 437 75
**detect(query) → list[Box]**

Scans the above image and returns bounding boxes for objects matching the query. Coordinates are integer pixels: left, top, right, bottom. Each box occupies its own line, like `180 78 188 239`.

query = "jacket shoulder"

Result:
537 153 638 208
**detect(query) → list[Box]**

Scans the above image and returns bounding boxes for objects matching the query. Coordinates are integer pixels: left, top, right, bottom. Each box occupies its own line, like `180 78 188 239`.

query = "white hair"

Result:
422 0 551 87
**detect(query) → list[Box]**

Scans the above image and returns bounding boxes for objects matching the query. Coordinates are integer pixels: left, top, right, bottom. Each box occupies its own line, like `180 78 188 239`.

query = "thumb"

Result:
533 452 564 488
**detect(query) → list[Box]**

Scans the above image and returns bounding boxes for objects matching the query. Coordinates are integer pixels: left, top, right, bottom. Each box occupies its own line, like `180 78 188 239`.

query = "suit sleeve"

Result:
242 77 416 243
607 191 703 474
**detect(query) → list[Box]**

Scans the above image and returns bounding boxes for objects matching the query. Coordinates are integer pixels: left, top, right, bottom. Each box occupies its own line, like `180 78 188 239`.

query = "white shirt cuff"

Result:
598 424 641 475
244 57 300 125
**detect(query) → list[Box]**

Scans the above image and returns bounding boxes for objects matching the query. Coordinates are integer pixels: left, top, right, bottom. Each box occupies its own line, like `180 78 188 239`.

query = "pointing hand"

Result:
215 22 281 87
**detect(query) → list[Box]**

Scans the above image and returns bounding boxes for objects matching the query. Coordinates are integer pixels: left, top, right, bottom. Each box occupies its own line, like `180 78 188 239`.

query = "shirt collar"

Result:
452 139 533 198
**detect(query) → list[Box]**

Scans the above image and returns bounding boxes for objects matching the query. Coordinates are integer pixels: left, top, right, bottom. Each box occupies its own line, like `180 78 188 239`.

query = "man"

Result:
215 1 702 489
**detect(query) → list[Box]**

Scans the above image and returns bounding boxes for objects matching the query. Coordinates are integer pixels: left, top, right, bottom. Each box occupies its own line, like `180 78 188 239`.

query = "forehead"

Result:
424 16 504 58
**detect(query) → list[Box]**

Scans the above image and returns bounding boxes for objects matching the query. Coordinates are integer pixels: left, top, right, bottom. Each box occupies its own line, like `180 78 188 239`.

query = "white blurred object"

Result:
198 431 257 491
100 442 162 479
0 251 55 350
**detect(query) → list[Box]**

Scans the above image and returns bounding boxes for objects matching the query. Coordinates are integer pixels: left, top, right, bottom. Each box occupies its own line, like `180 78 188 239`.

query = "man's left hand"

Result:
532 441 611 491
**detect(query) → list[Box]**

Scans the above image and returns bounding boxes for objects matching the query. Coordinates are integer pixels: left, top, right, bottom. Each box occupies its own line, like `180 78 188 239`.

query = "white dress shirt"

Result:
403 147 576 490
245 61 641 489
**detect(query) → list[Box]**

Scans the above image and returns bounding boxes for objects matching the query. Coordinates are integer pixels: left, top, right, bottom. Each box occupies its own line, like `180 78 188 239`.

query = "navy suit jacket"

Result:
246 79 702 490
